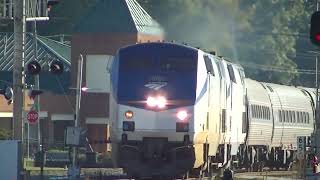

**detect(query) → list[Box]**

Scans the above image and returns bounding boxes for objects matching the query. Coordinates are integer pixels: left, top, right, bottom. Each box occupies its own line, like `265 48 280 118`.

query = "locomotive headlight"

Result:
157 96 167 108
146 96 167 108
125 110 133 119
147 96 157 107
176 110 189 132
177 110 188 121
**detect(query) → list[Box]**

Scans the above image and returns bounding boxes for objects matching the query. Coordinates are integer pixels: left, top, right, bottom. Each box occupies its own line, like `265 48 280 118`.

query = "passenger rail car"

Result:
237 79 315 170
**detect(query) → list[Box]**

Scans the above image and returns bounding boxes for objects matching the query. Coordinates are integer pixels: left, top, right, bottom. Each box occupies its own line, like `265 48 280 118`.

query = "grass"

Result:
24 158 67 176
25 166 67 176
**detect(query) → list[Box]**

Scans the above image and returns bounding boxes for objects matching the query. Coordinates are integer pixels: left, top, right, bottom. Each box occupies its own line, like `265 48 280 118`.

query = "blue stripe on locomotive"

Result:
111 43 198 109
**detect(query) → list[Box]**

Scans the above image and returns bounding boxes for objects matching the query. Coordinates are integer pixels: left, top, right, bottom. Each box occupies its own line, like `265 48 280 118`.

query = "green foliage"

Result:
237 0 309 84
0 128 11 140
37 0 99 35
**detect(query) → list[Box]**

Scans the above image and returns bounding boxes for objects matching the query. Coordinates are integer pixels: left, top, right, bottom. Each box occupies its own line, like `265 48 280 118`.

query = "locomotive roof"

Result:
118 42 199 52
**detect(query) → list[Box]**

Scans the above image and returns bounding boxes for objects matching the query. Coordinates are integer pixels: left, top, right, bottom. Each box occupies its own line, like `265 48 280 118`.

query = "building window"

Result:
279 110 282 122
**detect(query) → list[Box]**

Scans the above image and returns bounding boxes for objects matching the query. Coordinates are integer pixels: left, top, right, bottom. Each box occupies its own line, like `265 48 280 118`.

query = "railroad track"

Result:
47 168 297 179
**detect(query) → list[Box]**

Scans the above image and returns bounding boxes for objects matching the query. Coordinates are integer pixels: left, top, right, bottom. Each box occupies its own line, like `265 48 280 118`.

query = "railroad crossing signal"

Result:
310 11 320 46
27 110 39 124
26 60 64 75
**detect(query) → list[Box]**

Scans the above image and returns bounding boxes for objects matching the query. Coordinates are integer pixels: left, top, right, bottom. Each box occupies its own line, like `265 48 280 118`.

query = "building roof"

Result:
0 32 71 71
74 0 164 35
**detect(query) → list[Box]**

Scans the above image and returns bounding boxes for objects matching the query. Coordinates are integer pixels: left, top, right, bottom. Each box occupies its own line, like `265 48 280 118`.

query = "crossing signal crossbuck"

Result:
310 11 320 46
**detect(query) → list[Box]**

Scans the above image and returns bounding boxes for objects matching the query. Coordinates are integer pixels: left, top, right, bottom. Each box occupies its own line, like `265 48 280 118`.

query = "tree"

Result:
236 1 308 85
37 0 99 36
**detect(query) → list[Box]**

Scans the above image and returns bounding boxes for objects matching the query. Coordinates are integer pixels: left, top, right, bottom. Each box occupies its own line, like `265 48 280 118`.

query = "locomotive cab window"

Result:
204 55 215 75
227 64 237 83
214 59 222 77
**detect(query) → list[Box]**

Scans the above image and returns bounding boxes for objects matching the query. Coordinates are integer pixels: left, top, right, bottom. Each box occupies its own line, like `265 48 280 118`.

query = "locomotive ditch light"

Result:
125 110 133 119
177 110 188 121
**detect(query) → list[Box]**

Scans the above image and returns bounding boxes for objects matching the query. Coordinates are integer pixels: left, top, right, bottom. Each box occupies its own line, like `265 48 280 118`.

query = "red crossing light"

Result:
310 11 320 46
316 34 320 41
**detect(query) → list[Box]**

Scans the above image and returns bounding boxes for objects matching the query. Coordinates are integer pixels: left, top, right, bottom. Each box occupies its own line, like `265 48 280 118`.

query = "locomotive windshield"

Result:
159 57 196 72
120 56 196 72
121 56 153 70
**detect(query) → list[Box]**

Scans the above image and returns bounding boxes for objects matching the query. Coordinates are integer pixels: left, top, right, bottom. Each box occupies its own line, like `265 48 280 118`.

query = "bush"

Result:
0 128 11 140
98 152 112 166
25 158 34 167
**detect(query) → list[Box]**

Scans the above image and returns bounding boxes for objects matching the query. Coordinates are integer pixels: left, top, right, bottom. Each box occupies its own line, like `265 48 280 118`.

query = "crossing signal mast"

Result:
310 10 320 173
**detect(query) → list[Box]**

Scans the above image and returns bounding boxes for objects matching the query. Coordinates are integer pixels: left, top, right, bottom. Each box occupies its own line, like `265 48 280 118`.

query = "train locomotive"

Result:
109 42 316 178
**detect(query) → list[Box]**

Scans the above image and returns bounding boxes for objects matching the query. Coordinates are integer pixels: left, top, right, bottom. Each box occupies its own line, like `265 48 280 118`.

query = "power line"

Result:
241 62 318 75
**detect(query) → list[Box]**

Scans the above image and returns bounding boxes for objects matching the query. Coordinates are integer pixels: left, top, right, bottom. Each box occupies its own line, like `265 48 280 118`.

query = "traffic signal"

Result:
0 86 13 104
28 89 43 100
47 0 59 12
310 11 320 46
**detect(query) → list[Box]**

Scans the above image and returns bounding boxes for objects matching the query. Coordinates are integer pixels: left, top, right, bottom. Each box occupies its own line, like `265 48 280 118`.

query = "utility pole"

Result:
312 1 320 173
316 0 320 161
13 0 26 140
32 19 41 152
69 54 83 178
73 54 83 165
32 18 44 179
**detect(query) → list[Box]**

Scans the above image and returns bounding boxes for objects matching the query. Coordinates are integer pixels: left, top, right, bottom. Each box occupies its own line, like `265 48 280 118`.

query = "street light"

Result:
0 86 14 104
0 80 14 104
